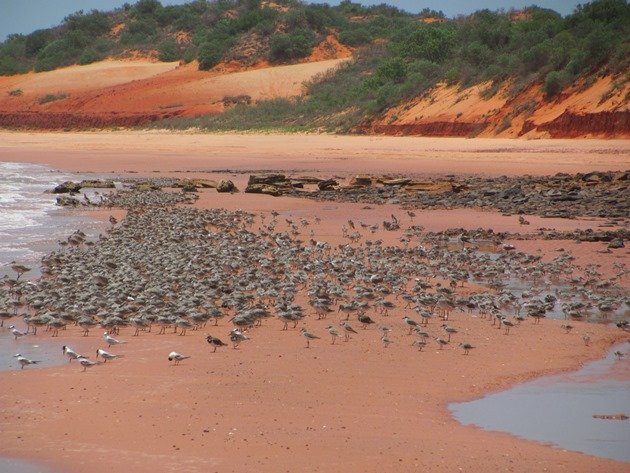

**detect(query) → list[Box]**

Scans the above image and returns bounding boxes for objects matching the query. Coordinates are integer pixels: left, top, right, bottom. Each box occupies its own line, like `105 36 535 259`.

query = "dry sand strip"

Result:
0 132 628 473
0 131 628 176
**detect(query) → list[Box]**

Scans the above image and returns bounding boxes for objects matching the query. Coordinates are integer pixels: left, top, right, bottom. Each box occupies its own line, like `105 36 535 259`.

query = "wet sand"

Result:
0 131 629 473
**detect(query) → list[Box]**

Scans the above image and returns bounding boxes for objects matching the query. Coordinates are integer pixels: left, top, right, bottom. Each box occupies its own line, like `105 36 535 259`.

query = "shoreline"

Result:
0 132 628 472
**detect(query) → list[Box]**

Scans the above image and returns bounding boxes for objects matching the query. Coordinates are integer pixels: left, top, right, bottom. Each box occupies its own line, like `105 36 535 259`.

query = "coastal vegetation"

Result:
0 0 627 132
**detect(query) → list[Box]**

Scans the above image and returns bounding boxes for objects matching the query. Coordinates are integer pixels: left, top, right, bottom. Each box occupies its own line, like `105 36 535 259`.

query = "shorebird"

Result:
501 318 515 335
381 335 393 348
340 320 358 341
582 333 592 346
168 351 190 365
441 324 458 342
326 325 341 344
411 339 427 351
403 316 418 334
62 345 82 362
229 329 248 349
14 354 39 369
96 348 123 363
300 328 319 348
560 324 574 334
206 335 228 352
435 337 449 349
78 356 100 372
614 351 625 361
8 325 27 340
103 332 127 347
459 342 475 355
358 314 375 329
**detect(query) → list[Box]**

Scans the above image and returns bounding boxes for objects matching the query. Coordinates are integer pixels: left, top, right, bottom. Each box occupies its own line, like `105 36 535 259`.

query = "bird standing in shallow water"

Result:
8 325 27 340
300 328 319 348
62 345 82 362
14 354 39 369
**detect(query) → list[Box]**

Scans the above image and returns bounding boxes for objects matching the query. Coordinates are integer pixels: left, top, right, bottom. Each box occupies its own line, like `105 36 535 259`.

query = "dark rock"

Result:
181 184 198 193
318 179 339 190
244 184 282 196
608 238 625 249
217 180 237 193
248 174 286 185
56 195 80 206
79 179 115 189
53 181 81 194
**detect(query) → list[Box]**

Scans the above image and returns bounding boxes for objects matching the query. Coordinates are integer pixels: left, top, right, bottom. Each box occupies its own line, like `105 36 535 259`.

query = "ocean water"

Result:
0 162 111 279
450 342 630 462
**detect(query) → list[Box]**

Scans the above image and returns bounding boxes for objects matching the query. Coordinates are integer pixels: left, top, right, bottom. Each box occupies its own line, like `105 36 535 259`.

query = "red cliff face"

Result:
523 111 630 138
0 110 183 129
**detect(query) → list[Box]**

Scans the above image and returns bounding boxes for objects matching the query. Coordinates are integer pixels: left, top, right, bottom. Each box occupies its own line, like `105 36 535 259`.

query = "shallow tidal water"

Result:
450 342 630 462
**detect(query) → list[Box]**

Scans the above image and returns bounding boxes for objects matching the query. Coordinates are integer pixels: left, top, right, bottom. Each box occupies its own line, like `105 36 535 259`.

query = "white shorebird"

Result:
96 348 123 362
62 345 82 362
78 356 100 372
229 329 248 349
103 332 127 347
168 352 190 365
14 354 39 369
8 325 27 340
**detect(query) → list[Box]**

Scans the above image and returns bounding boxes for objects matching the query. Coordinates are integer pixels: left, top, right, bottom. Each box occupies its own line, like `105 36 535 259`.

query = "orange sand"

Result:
0 132 629 473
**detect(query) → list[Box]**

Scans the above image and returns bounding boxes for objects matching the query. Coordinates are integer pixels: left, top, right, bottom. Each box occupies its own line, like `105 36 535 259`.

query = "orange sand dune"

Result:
0 58 348 127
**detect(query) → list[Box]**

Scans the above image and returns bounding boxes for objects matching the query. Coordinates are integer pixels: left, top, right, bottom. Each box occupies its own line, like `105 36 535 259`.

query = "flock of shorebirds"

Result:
2 193 629 371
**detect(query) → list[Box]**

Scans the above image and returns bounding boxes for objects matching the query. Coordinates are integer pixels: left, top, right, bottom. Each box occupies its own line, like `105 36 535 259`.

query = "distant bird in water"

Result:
8 325 27 340
14 354 39 369
206 335 228 352
103 332 127 347
459 342 475 355
300 328 320 348
168 352 190 365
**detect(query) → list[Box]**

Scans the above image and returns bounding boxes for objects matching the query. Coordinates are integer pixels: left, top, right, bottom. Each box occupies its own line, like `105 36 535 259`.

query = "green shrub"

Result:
35 39 79 71
269 29 315 62
376 58 407 84
158 38 179 62
38 93 68 104
119 18 158 45
197 40 225 70
78 48 100 65
543 70 569 98
25 30 52 56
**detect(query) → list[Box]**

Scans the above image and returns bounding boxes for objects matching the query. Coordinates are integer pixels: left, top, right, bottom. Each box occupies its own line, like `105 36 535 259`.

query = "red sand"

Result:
0 132 629 473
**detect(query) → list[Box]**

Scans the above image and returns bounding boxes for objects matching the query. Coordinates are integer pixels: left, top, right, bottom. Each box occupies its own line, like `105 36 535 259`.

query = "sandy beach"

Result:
0 131 628 473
